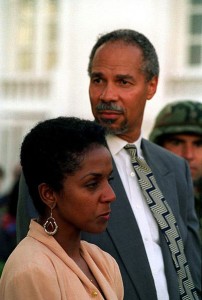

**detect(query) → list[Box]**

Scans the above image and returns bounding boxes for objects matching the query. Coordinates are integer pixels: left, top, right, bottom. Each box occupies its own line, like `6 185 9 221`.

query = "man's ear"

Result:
38 183 56 209
147 76 158 100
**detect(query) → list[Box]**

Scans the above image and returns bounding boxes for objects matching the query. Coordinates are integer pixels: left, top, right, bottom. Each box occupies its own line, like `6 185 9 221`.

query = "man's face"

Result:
89 41 158 142
162 133 202 181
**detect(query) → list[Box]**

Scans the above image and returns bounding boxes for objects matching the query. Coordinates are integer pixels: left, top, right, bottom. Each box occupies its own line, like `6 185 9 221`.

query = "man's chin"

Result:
101 122 128 135
94 117 128 135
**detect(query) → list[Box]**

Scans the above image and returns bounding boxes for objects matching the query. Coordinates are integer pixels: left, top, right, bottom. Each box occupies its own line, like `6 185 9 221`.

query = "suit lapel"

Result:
141 139 180 214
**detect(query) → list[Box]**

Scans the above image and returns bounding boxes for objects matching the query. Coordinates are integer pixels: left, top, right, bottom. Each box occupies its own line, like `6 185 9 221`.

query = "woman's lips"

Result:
98 211 111 221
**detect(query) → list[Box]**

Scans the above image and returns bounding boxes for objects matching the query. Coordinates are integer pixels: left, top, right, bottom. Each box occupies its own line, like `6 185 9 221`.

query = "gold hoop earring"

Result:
43 207 58 236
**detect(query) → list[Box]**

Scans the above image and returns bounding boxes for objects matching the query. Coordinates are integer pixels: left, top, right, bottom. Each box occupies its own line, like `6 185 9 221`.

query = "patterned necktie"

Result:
124 144 198 300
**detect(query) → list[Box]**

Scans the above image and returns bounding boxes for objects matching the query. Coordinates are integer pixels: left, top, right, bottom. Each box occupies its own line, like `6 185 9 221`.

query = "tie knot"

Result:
124 144 137 158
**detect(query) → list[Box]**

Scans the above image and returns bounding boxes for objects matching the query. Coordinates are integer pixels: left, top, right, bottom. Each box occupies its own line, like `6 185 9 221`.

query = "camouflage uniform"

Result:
149 100 202 242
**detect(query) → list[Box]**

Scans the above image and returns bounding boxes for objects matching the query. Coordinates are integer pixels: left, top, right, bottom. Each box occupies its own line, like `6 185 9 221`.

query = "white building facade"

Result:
0 0 202 191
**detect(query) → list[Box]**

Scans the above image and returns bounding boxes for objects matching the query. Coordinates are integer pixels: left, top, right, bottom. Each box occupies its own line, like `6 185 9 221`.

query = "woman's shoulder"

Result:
2 236 55 278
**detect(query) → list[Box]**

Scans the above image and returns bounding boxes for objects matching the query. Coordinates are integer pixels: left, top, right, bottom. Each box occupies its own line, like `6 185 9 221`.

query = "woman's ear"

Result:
38 183 56 209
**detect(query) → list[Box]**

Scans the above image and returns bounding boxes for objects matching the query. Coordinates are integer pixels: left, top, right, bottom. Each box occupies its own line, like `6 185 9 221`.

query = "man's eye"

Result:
122 80 128 84
169 140 181 146
108 176 114 183
195 140 202 147
92 78 102 83
119 79 130 86
172 141 179 145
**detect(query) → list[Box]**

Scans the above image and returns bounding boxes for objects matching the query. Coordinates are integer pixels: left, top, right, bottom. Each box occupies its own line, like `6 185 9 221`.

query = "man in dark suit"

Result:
17 29 201 299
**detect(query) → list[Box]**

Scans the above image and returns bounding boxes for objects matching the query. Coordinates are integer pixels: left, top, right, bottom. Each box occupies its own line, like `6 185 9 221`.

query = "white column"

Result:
49 1 73 118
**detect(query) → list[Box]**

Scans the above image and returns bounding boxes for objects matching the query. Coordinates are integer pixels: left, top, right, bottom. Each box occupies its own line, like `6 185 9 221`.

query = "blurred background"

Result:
0 0 202 194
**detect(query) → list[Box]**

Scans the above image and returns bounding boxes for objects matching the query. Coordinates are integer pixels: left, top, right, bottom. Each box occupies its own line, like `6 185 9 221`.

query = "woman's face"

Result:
54 146 116 234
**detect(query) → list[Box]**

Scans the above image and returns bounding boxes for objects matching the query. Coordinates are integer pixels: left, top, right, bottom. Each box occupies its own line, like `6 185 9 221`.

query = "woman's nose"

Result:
101 182 116 203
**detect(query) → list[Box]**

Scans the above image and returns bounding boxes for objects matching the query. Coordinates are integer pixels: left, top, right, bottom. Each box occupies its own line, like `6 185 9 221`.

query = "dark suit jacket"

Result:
17 139 201 300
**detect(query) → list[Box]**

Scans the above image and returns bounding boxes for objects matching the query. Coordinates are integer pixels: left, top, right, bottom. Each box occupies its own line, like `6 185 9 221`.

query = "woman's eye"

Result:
86 181 98 189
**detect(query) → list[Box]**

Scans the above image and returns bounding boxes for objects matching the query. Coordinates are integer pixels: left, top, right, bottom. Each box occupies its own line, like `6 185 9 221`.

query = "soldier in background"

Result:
149 100 202 241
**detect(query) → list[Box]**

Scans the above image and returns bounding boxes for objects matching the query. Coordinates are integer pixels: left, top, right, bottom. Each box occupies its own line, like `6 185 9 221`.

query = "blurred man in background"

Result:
0 165 21 275
149 100 202 240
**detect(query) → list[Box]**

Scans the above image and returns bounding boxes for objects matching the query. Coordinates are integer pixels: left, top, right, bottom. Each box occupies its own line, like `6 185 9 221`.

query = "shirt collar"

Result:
106 134 143 157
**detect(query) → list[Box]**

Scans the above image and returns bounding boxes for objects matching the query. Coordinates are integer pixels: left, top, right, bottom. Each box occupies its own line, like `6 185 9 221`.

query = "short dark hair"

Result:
88 29 159 81
20 117 107 215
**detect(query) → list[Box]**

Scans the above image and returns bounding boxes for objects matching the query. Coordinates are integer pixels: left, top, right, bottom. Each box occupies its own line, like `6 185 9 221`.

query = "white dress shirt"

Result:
106 134 169 300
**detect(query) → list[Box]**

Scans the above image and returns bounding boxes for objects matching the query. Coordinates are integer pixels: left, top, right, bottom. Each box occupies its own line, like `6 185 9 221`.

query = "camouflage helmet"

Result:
149 100 202 145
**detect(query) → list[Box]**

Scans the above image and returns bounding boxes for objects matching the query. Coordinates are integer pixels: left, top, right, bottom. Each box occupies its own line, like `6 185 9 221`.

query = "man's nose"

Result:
182 144 194 160
100 84 118 101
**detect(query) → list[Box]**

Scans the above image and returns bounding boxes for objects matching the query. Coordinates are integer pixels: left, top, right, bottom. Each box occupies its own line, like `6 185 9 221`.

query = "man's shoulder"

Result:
142 138 186 166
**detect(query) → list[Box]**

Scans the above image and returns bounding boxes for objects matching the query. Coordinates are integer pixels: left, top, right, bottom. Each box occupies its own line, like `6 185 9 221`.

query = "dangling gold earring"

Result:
43 206 58 236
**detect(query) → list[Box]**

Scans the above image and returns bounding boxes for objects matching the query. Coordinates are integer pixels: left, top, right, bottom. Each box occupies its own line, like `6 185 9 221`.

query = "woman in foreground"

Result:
0 116 123 300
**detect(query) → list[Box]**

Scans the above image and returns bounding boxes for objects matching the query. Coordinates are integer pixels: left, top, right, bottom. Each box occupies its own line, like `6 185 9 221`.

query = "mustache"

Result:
96 102 124 113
